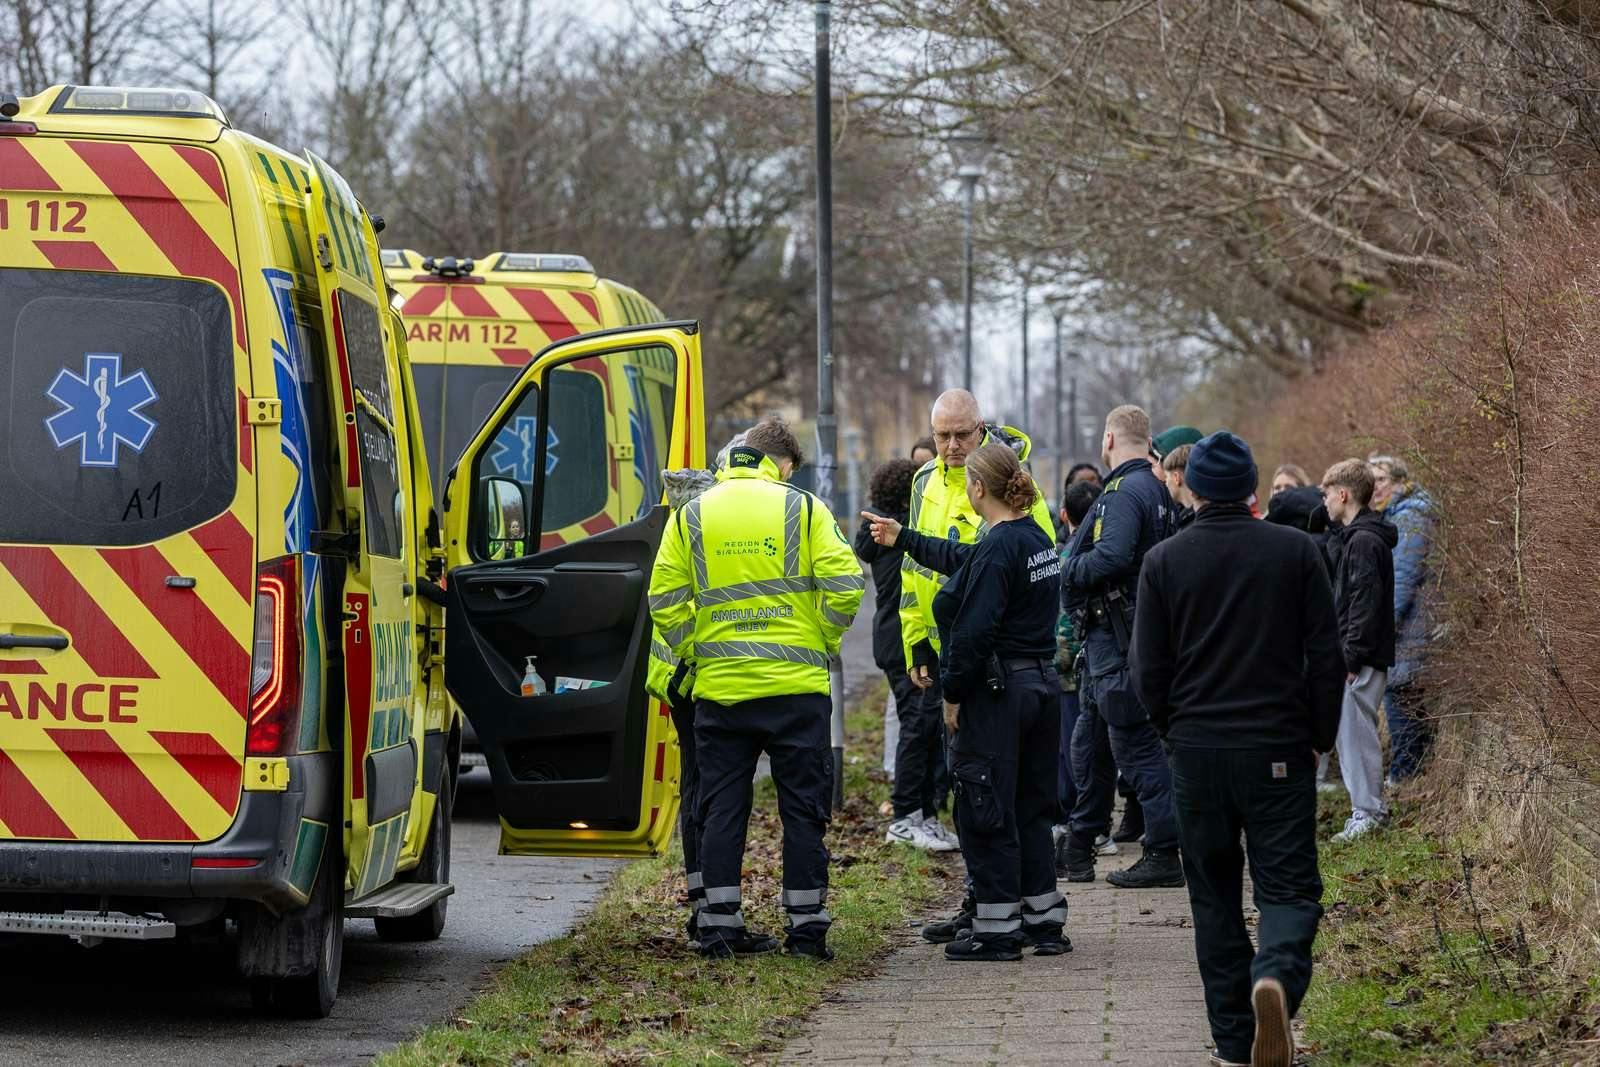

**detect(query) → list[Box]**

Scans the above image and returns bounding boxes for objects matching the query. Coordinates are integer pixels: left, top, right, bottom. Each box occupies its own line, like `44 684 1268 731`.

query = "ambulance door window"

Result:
336 291 404 558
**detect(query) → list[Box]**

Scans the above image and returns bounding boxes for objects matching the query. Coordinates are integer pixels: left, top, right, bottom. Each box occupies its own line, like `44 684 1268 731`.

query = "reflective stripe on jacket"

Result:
648 453 864 702
898 424 1055 667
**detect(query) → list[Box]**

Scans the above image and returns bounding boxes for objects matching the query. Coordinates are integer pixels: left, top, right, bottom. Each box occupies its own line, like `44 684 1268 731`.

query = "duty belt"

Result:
1001 657 1054 675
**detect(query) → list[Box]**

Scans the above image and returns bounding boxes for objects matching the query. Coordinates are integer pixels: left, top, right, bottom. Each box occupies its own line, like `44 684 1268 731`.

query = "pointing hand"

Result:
860 510 903 547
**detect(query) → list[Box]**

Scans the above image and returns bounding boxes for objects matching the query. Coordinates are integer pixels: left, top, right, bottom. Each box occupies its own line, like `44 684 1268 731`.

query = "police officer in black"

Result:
863 443 1068 961
1060 404 1184 889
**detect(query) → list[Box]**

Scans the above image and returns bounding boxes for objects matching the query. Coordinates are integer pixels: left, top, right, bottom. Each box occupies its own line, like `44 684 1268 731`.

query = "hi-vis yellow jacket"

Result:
648 450 865 703
900 425 1055 668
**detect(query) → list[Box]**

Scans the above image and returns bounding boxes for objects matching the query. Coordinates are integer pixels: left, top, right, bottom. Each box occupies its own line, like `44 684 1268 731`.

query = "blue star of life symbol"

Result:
489 416 559 482
44 352 159 468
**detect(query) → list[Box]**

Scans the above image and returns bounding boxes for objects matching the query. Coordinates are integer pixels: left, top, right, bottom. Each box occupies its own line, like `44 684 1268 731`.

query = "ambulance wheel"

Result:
375 772 452 942
247 830 345 1018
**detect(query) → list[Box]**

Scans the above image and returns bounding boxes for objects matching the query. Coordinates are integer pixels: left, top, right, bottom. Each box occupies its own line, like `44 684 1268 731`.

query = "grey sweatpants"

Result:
1337 666 1388 821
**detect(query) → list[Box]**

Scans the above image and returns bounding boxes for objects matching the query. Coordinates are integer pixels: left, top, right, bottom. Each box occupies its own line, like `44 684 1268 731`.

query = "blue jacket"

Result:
1387 483 1434 686
1062 457 1175 670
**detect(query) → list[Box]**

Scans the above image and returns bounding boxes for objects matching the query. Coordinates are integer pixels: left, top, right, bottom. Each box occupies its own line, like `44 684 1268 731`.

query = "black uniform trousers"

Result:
668 696 704 927
1071 630 1179 850
1068 679 1116 840
695 693 833 949
1056 689 1081 824
891 669 949 820
948 661 1066 943
1170 746 1324 1064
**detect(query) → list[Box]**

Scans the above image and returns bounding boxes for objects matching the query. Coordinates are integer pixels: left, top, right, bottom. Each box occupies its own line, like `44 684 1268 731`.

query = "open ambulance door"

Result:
442 323 704 857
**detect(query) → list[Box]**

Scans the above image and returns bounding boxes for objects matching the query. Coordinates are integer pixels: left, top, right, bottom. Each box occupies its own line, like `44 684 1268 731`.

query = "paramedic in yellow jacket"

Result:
648 417 865 960
898 389 1055 942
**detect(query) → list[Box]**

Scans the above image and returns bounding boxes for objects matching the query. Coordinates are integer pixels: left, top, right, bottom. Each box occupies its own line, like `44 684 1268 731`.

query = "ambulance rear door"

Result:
441 323 704 857
0 119 255 846
304 155 420 895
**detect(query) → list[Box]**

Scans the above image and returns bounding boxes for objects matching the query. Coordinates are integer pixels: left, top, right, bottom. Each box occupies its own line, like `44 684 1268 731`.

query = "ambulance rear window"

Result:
410 362 519 493
0 269 237 547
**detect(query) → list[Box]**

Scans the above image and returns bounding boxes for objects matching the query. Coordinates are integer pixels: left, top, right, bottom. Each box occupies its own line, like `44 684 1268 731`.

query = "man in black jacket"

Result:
1320 459 1398 842
1130 431 1344 1067
855 457 955 853
1061 404 1183 890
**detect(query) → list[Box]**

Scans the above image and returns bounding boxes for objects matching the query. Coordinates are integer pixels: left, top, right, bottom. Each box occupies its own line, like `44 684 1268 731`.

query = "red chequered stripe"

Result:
45 728 195 840
449 286 499 319
0 548 157 679
68 140 247 343
150 730 242 816
0 661 44 675
34 240 116 272
571 291 599 320
402 285 446 317
581 515 617 537
236 390 253 473
172 145 228 203
99 546 248 716
506 288 579 340
188 509 254 603
343 594 373 800
492 347 533 365
0 139 58 190
653 741 666 782
0 749 75 839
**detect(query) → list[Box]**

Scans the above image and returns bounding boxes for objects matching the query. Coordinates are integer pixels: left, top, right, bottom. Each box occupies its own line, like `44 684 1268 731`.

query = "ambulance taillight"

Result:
247 556 304 755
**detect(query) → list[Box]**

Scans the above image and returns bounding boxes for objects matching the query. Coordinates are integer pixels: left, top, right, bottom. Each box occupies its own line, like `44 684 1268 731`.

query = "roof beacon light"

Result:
1 92 19 117
50 85 227 122
493 253 595 274
422 256 475 278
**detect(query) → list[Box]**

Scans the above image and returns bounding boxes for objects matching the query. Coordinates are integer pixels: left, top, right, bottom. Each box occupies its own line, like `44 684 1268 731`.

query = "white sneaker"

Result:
886 817 943 851
917 812 960 852
1095 834 1119 857
1332 813 1381 843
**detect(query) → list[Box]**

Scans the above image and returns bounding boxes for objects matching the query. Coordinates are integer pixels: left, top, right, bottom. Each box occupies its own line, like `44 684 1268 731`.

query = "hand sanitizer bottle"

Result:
520 656 546 697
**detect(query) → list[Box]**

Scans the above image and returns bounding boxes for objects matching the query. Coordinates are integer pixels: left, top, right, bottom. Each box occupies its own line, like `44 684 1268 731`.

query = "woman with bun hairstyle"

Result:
863 443 1067 961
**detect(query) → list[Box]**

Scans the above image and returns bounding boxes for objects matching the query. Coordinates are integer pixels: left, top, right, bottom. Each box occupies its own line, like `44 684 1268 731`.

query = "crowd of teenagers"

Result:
853 393 1435 1067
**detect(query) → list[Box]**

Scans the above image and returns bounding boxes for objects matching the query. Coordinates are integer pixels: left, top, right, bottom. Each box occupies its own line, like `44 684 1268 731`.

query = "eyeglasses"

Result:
932 425 981 445
933 425 981 445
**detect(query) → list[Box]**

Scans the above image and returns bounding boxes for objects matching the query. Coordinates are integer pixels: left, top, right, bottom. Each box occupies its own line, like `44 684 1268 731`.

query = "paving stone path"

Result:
781 844 1218 1065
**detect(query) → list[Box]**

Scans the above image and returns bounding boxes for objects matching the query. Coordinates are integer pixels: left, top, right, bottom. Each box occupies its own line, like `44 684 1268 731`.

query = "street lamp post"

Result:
948 132 991 391
1048 294 1069 497
814 0 844 810
1019 271 1030 433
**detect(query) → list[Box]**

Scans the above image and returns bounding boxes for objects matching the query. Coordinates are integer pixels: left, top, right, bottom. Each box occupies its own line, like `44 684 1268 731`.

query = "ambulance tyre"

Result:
243 828 345 1018
375 770 452 942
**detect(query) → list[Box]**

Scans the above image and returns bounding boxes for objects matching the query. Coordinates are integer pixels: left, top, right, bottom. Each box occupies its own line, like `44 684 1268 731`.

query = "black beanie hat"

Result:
1185 431 1258 503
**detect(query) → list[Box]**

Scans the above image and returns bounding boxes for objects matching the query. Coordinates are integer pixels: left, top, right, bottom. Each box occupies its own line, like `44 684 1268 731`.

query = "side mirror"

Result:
482 476 529 559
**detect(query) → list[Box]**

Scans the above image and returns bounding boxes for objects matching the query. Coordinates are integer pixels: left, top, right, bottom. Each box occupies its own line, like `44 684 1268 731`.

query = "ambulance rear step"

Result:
0 909 176 945
345 882 453 919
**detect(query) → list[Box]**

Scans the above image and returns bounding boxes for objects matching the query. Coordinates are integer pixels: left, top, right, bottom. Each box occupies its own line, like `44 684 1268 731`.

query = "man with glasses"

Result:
900 389 1055 937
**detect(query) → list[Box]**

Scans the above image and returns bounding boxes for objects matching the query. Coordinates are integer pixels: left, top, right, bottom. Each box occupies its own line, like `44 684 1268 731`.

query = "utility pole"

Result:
1051 302 1065 496
814 0 845 810
1019 272 1030 434
948 133 991 391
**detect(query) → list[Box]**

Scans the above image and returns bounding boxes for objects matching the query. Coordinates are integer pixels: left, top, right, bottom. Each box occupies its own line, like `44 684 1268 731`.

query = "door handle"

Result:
0 634 69 651
464 574 549 604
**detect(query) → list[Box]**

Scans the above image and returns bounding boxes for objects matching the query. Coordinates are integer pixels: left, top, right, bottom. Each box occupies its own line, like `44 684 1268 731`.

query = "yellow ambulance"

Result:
0 85 696 1015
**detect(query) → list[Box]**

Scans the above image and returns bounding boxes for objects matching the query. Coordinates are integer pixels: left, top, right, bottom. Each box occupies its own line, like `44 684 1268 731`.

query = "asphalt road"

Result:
0 774 623 1067
0 582 879 1067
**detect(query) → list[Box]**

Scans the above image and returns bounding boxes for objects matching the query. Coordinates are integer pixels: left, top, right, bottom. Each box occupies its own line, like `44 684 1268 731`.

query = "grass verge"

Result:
375 684 946 1065
1302 792 1599 1064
